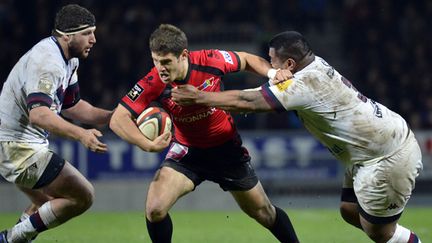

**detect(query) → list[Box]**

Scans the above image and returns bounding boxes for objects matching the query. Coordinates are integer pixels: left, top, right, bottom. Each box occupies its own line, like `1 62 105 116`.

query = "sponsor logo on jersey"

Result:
198 77 215 91
174 108 217 123
38 77 53 94
218 50 234 65
127 84 144 102
276 79 293 91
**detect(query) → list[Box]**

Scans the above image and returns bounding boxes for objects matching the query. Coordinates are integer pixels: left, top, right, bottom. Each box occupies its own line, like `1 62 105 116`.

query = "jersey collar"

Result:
50 36 68 65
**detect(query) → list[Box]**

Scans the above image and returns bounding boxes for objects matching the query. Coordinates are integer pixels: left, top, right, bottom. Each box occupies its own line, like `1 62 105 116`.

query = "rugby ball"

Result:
136 107 172 141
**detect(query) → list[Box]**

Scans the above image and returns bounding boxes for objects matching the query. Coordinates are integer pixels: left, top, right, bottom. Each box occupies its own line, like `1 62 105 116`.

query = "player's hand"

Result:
171 85 200 106
270 69 293 85
148 131 172 152
79 128 108 153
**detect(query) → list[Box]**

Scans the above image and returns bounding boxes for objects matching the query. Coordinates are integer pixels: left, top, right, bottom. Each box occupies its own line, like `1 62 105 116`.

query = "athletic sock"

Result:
386 224 421 243
269 206 299 243
8 201 59 242
146 214 173 243
17 212 30 224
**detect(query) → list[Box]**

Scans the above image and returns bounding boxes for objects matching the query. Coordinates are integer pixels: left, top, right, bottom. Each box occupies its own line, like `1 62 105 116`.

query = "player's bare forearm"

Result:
172 85 271 112
236 51 271 76
200 89 272 112
62 100 113 125
29 106 87 141
109 105 162 152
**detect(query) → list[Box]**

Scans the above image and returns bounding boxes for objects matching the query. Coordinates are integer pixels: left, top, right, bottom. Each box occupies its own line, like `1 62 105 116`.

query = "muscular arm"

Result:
29 106 108 152
30 106 87 141
61 99 113 125
109 105 171 152
172 85 273 112
236 51 293 82
236 51 272 75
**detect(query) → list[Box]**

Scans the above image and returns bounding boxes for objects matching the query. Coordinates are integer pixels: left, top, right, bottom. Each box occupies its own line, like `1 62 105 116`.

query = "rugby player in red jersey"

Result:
110 24 299 243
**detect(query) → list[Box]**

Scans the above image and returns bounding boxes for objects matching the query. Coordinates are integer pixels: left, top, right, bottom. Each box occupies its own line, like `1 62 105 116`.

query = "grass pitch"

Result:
0 208 430 242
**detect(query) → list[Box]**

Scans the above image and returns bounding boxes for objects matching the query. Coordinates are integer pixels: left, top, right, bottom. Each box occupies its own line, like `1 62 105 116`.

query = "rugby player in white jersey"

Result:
0 4 112 243
172 31 423 243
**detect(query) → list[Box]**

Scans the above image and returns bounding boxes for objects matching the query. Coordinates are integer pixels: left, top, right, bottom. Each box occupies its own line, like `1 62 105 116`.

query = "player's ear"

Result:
179 49 188 61
61 34 71 43
285 58 296 71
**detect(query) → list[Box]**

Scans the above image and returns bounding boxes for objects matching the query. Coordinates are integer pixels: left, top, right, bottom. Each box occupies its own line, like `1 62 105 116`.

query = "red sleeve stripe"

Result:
26 93 53 110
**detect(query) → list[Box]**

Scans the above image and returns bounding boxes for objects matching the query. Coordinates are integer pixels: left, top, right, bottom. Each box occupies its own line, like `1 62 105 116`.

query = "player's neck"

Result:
295 54 315 72
180 58 189 80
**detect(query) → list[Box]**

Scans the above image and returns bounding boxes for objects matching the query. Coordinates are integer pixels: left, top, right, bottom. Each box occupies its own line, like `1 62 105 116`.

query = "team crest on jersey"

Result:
276 79 293 91
217 50 233 64
38 77 53 94
198 77 215 91
127 84 144 102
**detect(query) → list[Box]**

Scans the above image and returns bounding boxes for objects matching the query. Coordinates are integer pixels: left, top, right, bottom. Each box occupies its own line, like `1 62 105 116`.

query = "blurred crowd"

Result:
0 0 430 130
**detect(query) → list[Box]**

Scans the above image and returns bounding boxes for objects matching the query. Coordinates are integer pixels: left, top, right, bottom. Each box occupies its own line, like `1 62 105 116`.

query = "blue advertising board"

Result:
48 131 343 182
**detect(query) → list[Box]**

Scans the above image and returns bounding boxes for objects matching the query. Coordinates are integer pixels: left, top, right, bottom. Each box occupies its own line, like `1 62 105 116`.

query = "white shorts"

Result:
343 131 423 218
0 141 53 188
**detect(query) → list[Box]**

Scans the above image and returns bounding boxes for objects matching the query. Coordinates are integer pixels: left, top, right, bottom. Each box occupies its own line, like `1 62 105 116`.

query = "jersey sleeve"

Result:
120 68 166 118
25 58 64 110
203 49 241 74
259 75 313 111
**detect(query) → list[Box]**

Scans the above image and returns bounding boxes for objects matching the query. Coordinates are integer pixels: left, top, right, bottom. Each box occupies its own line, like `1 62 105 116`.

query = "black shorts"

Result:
33 152 65 189
162 136 258 191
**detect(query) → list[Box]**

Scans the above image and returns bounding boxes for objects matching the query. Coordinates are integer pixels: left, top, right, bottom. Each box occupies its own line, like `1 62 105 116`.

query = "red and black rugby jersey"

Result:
120 49 241 148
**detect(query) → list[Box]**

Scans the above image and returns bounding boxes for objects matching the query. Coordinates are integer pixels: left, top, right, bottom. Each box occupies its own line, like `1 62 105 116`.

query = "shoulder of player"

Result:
136 67 165 88
189 49 236 64
27 51 68 79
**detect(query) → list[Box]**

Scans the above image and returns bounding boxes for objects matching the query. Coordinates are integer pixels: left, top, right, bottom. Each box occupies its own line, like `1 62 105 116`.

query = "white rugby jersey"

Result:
260 56 410 166
0 36 81 143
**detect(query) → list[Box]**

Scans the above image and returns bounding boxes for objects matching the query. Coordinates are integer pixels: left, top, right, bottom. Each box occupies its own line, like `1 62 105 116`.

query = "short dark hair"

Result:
53 4 95 35
149 24 188 56
268 31 312 62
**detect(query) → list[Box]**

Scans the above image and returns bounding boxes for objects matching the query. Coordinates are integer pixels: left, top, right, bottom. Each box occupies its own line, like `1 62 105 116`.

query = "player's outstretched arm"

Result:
62 99 113 125
109 105 171 152
29 106 108 153
172 85 272 112
236 52 293 83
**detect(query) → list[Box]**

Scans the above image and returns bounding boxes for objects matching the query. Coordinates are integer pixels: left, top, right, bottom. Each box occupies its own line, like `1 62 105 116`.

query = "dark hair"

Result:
53 4 95 35
149 24 188 56
268 31 312 62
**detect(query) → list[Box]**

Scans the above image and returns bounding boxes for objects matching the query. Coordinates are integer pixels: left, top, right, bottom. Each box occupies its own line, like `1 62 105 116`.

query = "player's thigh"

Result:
17 185 53 206
231 181 273 214
41 161 94 201
146 166 194 210
354 136 422 220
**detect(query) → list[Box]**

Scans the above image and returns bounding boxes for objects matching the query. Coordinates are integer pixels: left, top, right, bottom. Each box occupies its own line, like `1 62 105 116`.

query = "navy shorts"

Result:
162 135 258 191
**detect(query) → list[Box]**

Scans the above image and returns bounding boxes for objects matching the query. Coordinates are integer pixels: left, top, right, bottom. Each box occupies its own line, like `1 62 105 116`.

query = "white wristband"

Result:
267 68 278 79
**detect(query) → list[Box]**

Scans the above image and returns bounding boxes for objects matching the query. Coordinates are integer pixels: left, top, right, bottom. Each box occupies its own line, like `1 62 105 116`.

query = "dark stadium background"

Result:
1 0 431 130
0 0 431 213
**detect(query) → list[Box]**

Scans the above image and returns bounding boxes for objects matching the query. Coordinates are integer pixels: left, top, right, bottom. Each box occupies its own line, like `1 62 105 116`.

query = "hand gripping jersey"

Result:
121 50 241 148
0 37 81 143
261 56 410 166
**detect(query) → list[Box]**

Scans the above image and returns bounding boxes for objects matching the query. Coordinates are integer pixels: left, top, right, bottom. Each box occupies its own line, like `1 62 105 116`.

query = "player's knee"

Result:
339 202 357 225
72 184 95 213
146 201 168 222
